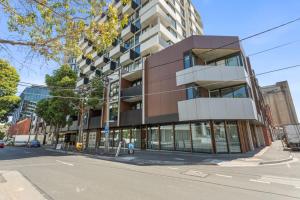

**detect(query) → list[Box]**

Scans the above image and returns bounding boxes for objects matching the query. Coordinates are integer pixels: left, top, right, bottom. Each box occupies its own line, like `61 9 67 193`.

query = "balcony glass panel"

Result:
160 125 174 151
213 121 228 153
174 124 191 151
191 122 213 153
147 126 159 150
226 121 241 153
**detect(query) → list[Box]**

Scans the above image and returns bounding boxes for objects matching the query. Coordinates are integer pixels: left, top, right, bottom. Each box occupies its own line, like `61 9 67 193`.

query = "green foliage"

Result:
36 64 77 128
0 0 129 61
0 59 20 122
0 131 4 140
86 76 104 109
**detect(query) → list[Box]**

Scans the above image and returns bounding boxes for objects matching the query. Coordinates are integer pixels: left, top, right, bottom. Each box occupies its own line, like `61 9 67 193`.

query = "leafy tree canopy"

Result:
0 0 129 61
36 64 78 128
0 59 20 122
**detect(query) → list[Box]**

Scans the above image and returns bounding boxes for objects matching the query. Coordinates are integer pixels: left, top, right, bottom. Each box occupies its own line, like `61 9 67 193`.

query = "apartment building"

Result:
59 1 272 153
261 81 298 127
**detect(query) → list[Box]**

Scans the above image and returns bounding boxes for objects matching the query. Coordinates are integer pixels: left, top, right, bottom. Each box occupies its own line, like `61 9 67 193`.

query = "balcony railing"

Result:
121 85 142 102
120 109 142 126
89 116 101 129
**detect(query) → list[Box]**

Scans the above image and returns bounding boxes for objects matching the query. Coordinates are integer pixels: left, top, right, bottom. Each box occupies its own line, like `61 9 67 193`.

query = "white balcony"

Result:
121 23 137 41
110 44 125 58
178 98 258 121
140 0 175 27
140 23 179 44
78 59 86 69
123 1 139 15
122 62 143 81
176 65 249 90
120 50 139 66
94 55 109 68
76 78 85 88
82 65 90 74
140 35 169 56
85 45 93 55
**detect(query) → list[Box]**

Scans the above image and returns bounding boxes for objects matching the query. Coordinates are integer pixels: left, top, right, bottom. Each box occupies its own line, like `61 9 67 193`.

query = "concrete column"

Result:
246 121 254 151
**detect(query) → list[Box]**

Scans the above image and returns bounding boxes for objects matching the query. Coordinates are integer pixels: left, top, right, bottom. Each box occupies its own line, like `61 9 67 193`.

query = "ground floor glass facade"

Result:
71 120 244 153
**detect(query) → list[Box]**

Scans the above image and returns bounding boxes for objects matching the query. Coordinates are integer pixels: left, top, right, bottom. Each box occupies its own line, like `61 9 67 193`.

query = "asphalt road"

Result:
0 147 300 200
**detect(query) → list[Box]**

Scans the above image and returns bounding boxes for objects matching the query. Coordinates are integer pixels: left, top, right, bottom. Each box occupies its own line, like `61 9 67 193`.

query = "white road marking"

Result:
295 186 300 189
215 174 232 178
249 179 270 184
56 160 74 166
168 167 179 170
287 163 291 168
174 158 185 161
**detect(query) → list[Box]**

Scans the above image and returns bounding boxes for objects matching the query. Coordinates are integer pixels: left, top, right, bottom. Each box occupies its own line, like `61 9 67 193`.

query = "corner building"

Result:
66 0 271 153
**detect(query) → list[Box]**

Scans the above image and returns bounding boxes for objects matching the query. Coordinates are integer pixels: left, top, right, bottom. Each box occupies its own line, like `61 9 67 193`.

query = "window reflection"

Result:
191 122 213 153
160 125 174 150
175 124 191 151
147 126 159 150
213 121 228 153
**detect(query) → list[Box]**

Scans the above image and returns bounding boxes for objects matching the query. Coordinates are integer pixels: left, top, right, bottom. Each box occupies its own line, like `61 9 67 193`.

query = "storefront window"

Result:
213 121 228 153
99 131 105 148
88 132 97 148
132 128 141 149
226 121 241 153
191 122 213 153
147 126 159 150
175 124 191 151
122 128 131 147
160 125 174 151
114 129 121 148
109 130 114 148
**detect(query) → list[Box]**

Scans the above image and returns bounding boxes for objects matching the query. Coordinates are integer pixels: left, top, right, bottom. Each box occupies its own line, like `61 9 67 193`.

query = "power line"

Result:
145 16 300 71
119 63 300 98
247 40 300 57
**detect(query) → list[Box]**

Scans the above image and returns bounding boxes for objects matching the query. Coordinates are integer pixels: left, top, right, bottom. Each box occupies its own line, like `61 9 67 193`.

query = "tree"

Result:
0 59 20 122
86 76 104 109
36 64 78 144
0 0 129 61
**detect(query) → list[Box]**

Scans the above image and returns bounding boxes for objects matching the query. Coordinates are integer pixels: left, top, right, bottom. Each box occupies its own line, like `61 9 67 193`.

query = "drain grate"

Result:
183 170 209 178
0 173 7 183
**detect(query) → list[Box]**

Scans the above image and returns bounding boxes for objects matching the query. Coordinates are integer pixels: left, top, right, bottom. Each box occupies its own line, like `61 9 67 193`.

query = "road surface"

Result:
0 147 299 200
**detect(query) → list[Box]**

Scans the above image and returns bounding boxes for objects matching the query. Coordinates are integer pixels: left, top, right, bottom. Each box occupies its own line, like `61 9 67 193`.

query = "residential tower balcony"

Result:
178 98 258 121
121 85 142 102
176 65 249 90
121 23 140 41
122 0 139 15
120 109 142 126
120 49 140 66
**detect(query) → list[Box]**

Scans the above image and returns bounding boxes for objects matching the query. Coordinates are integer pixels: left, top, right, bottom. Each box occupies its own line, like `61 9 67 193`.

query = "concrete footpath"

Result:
0 171 46 200
45 141 293 167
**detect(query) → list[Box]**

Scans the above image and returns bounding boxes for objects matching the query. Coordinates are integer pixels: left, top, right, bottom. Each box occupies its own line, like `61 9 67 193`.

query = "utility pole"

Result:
104 78 110 153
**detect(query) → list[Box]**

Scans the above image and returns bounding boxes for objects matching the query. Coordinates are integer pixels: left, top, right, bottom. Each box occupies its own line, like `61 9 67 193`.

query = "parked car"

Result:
0 140 5 148
28 140 41 148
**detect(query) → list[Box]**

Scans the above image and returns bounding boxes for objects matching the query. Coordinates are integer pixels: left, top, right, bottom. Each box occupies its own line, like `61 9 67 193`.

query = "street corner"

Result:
0 170 47 200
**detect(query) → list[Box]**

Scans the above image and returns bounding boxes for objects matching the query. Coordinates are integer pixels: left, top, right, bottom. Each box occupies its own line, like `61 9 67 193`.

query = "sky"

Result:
0 0 300 118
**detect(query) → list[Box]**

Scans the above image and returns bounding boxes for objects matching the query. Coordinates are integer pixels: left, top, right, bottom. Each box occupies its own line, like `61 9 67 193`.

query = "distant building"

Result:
64 55 79 74
7 118 31 136
261 81 298 127
11 86 49 124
